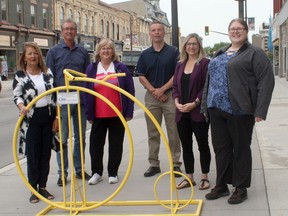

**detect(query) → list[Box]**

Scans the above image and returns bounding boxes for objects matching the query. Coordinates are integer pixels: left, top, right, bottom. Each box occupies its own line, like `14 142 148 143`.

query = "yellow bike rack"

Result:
12 69 203 215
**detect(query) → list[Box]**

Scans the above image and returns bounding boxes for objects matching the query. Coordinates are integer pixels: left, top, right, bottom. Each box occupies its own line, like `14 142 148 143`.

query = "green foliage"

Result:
267 52 273 62
204 42 230 58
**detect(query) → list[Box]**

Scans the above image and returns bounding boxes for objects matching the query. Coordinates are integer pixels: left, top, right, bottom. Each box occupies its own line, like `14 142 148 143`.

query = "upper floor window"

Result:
90 16 95 34
75 11 80 31
112 23 115 40
101 19 104 35
43 7 48 29
84 14 88 33
17 2 23 24
122 26 125 40
106 21 109 38
31 4 36 27
67 9 72 19
117 24 120 40
1 0 7 21
60 7 64 25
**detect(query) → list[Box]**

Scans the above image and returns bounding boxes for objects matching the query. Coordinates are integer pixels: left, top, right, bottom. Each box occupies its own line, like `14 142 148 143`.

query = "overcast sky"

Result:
102 0 272 47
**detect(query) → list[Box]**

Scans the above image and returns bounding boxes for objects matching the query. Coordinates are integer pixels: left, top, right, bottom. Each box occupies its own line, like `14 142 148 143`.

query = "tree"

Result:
204 42 230 58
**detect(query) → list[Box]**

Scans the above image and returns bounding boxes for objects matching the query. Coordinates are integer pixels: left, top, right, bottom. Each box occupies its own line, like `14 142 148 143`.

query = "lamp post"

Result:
171 0 179 49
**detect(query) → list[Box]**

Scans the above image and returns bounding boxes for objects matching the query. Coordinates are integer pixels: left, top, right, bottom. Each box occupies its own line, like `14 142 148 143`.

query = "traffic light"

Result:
205 26 209 36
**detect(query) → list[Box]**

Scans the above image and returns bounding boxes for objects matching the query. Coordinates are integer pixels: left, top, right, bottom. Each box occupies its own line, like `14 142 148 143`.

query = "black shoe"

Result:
38 188 54 200
173 167 182 178
205 185 230 200
29 193 39 203
144 166 161 177
228 188 247 204
57 176 67 187
76 171 91 180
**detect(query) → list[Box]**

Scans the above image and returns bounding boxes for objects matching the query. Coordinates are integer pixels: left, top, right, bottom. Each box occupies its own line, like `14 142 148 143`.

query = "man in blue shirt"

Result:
136 21 182 177
46 19 90 186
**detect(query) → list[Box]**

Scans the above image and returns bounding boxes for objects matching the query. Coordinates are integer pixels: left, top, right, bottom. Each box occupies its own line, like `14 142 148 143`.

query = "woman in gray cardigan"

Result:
201 18 274 204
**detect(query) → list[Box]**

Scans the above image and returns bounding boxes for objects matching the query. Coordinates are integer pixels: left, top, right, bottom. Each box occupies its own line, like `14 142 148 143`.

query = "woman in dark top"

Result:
172 33 211 190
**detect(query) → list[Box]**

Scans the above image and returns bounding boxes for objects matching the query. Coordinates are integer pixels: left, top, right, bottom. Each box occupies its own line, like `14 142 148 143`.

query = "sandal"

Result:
199 179 210 190
176 179 196 190
38 188 54 200
29 193 39 203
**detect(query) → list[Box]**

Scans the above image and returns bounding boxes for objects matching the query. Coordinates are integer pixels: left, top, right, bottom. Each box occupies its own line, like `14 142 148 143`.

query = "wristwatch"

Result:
194 100 201 106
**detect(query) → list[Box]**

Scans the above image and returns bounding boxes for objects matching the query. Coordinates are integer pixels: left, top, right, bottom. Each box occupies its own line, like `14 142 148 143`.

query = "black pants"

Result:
26 106 53 189
177 117 210 174
208 108 255 188
89 117 125 177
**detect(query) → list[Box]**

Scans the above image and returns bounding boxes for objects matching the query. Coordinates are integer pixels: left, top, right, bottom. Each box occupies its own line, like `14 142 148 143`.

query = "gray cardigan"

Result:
201 41 274 120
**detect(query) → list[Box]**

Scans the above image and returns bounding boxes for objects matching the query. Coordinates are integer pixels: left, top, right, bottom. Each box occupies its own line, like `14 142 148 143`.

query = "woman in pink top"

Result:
84 39 135 185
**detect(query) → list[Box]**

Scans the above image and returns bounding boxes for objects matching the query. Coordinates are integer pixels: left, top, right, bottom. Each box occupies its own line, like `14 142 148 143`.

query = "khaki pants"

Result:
144 90 182 168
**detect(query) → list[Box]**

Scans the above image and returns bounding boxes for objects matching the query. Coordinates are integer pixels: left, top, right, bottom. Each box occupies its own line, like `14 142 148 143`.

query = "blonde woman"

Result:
13 42 57 203
172 33 211 190
84 39 135 185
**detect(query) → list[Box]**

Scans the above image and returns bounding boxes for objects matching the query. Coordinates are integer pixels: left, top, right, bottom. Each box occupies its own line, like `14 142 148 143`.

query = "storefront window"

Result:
0 50 16 80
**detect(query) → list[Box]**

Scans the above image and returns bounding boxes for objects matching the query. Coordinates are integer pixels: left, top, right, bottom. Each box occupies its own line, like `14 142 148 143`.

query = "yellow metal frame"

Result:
12 69 203 215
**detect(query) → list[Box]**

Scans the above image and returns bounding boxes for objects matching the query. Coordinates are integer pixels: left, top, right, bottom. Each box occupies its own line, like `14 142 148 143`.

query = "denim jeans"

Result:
57 104 87 177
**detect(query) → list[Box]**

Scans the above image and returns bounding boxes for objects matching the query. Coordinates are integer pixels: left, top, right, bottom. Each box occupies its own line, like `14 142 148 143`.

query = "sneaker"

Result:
76 171 91 180
228 188 248 204
88 173 103 185
57 176 67 187
205 185 230 200
108 176 119 184
144 166 161 177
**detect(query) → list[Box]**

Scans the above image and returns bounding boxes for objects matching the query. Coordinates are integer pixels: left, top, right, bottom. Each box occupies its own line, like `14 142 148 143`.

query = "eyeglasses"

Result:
62 27 76 31
186 42 198 47
229 28 246 33
101 47 112 51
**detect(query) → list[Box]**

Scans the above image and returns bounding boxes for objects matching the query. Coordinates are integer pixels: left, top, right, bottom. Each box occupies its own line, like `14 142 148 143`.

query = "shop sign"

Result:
0 35 10 46
79 41 94 52
33 38 48 47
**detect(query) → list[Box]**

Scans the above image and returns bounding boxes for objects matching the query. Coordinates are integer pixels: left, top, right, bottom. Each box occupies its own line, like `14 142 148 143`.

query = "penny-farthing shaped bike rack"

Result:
12 69 203 215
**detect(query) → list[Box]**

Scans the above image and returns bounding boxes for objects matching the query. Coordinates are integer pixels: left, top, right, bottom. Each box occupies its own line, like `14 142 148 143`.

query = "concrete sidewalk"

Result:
0 76 288 215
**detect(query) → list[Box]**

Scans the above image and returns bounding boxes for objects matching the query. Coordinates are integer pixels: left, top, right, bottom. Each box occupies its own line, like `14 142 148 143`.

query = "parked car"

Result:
122 51 142 76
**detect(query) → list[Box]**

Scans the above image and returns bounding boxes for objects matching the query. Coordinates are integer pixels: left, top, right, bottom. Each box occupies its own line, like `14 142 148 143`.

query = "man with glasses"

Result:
46 18 91 187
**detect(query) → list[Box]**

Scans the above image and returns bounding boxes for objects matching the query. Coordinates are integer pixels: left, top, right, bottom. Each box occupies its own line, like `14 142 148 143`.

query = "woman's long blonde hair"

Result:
179 33 206 64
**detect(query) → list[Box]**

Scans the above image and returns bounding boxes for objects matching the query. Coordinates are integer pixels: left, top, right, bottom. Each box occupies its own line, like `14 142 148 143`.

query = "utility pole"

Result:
130 14 133 51
171 0 179 49
235 0 247 21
